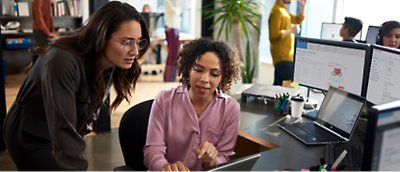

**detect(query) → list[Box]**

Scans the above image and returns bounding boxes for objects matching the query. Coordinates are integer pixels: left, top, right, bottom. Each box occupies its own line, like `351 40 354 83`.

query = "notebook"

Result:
206 153 261 171
279 86 365 145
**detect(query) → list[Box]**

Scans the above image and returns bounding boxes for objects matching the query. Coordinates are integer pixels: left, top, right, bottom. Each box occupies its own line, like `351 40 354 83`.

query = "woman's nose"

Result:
200 73 209 83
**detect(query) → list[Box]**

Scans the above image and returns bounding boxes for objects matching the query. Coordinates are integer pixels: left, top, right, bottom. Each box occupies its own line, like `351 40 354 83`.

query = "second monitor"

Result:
293 37 371 97
366 45 400 105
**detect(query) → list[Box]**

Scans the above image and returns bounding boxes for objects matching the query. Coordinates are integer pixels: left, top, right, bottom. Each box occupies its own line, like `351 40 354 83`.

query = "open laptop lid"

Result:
314 86 366 140
206 153 261 171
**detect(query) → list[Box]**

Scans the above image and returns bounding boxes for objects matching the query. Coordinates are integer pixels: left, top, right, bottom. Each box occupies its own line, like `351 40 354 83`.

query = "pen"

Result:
332 150 347 168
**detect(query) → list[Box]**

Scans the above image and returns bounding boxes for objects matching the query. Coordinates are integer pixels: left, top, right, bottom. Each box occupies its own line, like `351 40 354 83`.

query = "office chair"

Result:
114 99 154 171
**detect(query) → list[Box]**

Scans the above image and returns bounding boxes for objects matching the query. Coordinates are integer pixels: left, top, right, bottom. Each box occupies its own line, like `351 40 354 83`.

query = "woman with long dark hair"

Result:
376 20 400 49
3 1 149 170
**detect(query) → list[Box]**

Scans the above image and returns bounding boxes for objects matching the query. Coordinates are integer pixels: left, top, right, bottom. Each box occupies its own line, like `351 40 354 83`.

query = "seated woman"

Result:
376 20 400 48
144 38 241 171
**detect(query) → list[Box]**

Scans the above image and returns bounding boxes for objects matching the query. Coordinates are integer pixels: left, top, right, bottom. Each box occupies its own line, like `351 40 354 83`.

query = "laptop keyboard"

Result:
324 143 362 171
295 123 341 141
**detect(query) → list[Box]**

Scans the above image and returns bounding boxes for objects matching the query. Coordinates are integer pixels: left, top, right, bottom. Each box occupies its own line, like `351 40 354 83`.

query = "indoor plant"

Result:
203 0 261 83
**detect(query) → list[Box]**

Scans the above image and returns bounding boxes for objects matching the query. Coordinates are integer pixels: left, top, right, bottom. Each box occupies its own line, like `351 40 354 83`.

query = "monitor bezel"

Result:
293 37 372 97
365 25 380 44
320 22 362 41
362 100 400 170
365 44 400 105
315 86 366 139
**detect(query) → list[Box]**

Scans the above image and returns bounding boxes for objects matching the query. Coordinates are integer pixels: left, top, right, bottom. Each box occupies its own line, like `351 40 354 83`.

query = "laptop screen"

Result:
206 153 261 171
315 86 365 139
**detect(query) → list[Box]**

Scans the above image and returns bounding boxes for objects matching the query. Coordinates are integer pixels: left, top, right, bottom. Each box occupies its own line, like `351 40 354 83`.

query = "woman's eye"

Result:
194 68 202 72
121 40 132 46
211 73 221 77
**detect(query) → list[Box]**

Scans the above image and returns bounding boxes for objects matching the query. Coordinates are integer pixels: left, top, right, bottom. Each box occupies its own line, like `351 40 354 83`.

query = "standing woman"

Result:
376 20 400 49
3 1 149 170
144 38 241 171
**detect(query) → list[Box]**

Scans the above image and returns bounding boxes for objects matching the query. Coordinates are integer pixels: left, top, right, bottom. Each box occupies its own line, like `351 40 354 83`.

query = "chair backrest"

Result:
118 99 154 170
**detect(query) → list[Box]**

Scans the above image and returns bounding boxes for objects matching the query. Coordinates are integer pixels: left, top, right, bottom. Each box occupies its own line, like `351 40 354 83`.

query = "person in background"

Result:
376 20 400 49
163 0 181 82
142 4 152 13
3 2 149 170
144 38 241 171
269 0 307 86
340 17 363 43
32 0 59 47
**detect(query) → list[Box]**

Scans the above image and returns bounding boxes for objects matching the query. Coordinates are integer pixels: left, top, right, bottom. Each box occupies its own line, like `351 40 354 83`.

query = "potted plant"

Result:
203 0 261 83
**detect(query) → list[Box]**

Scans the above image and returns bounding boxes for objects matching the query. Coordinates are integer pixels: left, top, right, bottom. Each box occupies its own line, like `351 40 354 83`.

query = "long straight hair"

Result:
39 1 150 109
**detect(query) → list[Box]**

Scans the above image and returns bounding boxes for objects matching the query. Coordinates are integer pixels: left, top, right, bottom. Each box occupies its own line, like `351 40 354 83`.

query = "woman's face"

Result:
188 52 222 102
102 20 145 70
382 28 400 48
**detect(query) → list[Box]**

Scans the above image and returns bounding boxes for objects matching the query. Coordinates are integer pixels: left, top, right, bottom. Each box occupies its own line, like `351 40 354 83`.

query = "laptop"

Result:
206 153 261 171
279 86 365 145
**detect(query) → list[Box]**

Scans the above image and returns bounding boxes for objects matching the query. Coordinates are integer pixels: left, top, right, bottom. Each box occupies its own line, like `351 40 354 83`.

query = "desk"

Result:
238 96 366 170
84 96 365 170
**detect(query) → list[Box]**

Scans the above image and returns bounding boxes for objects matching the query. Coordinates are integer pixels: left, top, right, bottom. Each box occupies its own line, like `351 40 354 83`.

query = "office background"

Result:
1 0 400 170
95 0 400 83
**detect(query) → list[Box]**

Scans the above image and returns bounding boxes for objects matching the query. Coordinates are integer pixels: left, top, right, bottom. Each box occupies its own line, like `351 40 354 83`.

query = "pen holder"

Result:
274 98 290 116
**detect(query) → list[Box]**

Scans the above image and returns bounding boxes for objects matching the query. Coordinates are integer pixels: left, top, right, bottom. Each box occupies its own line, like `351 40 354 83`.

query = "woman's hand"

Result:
161 161 190 171
194 141 218 168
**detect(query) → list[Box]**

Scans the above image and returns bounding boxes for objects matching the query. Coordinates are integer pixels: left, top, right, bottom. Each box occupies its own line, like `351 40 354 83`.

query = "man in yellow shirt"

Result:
269 0 307 86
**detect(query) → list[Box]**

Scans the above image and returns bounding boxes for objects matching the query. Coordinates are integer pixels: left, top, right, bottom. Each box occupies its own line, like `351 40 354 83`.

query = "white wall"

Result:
337 0 400 40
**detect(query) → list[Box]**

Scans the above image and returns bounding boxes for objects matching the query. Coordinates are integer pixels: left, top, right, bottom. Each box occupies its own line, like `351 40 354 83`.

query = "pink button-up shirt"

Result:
144 85 240 171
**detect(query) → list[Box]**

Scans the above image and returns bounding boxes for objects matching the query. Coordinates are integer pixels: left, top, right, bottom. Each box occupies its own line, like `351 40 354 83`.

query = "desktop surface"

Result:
240 97 367 170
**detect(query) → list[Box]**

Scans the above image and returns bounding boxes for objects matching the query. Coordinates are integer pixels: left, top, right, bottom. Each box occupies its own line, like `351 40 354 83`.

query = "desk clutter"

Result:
274 92 290 115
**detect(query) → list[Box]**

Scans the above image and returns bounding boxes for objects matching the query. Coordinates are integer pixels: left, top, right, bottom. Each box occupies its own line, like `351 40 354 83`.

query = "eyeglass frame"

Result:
116 38 148 51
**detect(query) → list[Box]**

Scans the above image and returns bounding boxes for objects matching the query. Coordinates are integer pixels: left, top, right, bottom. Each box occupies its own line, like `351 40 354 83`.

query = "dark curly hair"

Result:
376 20 400 47
177 38 240 92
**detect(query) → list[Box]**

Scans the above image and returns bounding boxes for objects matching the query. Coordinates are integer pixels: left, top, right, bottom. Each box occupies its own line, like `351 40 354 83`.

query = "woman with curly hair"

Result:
4 1 149 170
144 38 241 171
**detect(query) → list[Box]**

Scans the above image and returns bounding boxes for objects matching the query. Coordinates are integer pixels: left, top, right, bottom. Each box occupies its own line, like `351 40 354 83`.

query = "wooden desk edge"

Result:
238 130 278 149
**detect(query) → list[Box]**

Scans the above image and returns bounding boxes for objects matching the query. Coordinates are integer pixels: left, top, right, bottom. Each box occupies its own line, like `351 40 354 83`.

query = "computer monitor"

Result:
362 100 400 170
366 45 400 105
320 22 362 41
365 25 380 44
293 37 371 97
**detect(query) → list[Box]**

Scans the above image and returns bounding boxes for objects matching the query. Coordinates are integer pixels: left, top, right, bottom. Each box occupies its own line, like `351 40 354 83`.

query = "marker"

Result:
332 150 347 168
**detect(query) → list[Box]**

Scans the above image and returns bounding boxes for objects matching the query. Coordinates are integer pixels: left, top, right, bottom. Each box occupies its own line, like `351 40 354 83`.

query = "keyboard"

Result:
324 143 363 170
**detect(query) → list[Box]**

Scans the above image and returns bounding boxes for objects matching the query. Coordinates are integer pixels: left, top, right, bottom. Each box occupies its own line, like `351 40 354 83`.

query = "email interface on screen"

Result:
366 47 400 105
294 39 367 96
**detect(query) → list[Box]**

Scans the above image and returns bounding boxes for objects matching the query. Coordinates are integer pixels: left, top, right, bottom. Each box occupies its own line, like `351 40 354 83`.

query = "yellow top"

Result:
268 0 304 65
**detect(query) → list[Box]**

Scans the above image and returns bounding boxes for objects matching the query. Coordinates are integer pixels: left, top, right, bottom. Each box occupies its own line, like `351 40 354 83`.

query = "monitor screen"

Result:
320 23 361 41
366 45 400 105
362 100 400 171
365 26 380 44
293 37 371 96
